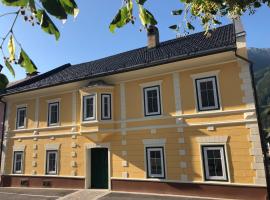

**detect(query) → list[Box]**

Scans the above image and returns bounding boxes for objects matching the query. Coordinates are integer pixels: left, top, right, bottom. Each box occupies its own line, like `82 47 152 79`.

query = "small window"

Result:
202 145 228 181
83 95 96 121
16 107 26 129
46 150 58 175
143 86 161 116
48 102 59 126
101 94 112 120
195 76 220 111
146 147 165 178
13 151 23 174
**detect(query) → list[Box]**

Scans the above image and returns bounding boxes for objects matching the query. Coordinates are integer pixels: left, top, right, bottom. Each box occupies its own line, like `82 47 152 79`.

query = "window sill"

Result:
81 120 98 125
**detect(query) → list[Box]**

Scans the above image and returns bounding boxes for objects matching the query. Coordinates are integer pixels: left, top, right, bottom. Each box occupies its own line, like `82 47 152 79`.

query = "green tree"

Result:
0 0 268 89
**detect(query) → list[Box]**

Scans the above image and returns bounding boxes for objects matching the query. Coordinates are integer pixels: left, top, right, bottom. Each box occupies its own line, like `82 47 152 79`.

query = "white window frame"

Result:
195 76 220 111
101 94 112 120
143 85 162 116
16 107 27 129
83 94 96 121
202 145 228 181
146 147 165 179
13 151 23 174
48 102 60 126
46 150 58 175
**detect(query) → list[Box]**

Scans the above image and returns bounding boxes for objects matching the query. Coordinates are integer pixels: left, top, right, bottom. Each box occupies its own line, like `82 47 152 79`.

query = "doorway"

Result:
91 148 108 189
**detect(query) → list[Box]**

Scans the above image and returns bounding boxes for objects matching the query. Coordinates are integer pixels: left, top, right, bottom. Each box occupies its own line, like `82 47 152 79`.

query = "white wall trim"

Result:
13 145 26 152
1 102 10 174
45 143 61 150
173 72 182 117
143 138 166 147
139 80 163 88
34 98 39 128
196 136 229 144
46 98 61 103
72 91 77 125
190 70 220 79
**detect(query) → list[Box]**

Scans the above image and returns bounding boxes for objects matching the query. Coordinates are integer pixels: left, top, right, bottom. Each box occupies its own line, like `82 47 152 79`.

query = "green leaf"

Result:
18 48 37 74
187 22 195 30
36 9 60 40
5 60 15 77
59 0 79 18
169 25 178 30
254 2 261 8
41 0 67 20
0 73 9 90
135 0 147 5
138 5 157 27
8 35 16 62
109 0 133 33
1 0 28 6
171 9 183 15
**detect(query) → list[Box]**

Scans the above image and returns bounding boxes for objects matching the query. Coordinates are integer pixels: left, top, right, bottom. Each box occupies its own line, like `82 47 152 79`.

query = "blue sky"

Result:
1 1 270 81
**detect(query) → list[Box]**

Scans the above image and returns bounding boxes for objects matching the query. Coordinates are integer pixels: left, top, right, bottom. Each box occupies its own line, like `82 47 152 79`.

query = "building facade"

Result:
0 22 267 199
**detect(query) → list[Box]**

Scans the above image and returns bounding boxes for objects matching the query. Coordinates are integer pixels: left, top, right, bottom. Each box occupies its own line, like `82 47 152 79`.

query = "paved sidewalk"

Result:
57 189 109 200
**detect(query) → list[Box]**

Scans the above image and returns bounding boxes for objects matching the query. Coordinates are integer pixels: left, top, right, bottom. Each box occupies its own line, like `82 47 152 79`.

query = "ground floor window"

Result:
202 145 228 181
46 150 58 175
146 147 165 179
13 151 23 174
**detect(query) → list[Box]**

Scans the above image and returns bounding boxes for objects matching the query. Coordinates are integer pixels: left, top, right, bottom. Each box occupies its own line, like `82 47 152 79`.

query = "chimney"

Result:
147 25 159 48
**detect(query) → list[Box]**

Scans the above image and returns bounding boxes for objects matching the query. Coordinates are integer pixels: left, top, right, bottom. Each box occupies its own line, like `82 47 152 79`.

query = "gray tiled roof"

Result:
1 24 236 96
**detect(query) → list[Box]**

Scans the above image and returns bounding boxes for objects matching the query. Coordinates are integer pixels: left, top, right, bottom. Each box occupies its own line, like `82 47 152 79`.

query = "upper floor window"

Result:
46 150 58 175
143 86 161 116
146 147 165 179
48 102 59 126
16 107 26 129
101 94 112 120
83 94 96 121
202 145 228 181
13 151 23 174
195 76 220 111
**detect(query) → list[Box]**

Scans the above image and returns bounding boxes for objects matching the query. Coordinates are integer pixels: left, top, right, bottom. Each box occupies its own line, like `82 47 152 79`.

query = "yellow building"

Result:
0 21 267 199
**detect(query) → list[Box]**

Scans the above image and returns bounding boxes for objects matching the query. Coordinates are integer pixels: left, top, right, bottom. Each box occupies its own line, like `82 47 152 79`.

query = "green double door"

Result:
91 148 108 189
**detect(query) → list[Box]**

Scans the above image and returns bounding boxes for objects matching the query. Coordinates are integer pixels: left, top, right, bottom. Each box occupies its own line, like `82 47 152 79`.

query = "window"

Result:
195 76 220 111
46 150 58 175
48 102 59 126
13 151 23 174
202 146 228 181
101 94 112 120
143 86 161 116
83 95 96 121
16 107 26 129
146 147 165 178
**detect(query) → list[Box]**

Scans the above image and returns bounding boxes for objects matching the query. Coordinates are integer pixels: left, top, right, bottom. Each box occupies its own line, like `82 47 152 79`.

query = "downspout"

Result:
0 98 6 172
235 51 270 198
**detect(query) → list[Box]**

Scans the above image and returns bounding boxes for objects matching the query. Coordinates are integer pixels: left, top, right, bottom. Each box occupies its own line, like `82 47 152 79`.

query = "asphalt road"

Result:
0 187 76 200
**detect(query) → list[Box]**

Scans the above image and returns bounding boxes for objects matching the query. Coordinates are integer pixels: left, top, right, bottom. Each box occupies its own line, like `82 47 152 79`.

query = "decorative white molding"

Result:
179 149 186 156
180 174 188 181
45 143 61 150
72 91 77 125
180 162 187 168
139 80 163 88
13 145 26 152
71 142 77 148
46 98 61 103
173 73 182 117
239 62 255 109
33 144 38 150
177 128 184 133
35 98 39 128
143 139 166 147
190 70 220 79
121 140 127 145
84 143 110 149
16 104 28 108
120 83 126 121
196 136 228 144
150 129 156 134
178 138 185 144
11 125 77 133
32 153 37 158
207 126 215 131
122 161 128 167
71 152 77 158
32 161 37 167
71 161 77 167
122 151 127 156
244 112 256 120
122 172 129 178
